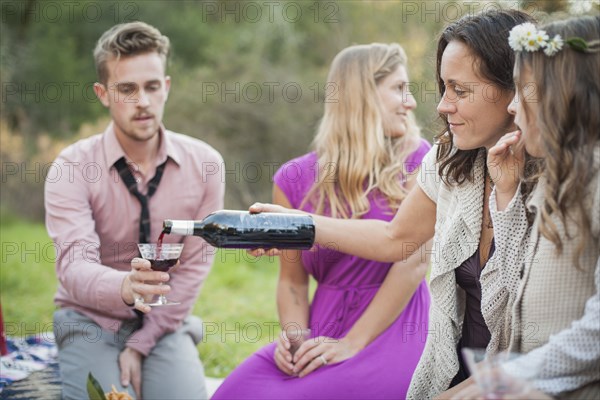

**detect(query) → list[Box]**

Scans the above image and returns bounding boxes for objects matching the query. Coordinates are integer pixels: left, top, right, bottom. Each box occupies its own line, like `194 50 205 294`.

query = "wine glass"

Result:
137 243 184 306
283 327 312 377
286 328 312 358
462 348 530 399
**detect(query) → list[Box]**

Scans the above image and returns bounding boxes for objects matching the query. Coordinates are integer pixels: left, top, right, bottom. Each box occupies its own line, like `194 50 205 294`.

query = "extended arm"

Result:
251 184 436 263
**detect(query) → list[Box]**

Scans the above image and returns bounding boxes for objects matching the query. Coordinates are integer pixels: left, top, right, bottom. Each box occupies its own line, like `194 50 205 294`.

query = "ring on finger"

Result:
319 355 328 366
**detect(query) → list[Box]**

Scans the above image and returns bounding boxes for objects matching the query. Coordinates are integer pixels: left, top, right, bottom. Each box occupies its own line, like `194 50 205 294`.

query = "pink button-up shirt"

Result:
45 123 225 356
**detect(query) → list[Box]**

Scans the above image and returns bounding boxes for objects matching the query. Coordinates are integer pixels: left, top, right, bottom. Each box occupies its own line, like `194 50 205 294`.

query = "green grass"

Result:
194 250 282 377
0 218 283 378
0 219 58 332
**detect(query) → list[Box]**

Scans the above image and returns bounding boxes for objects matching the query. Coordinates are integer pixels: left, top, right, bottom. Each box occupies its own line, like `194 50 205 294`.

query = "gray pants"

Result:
53 308 207 400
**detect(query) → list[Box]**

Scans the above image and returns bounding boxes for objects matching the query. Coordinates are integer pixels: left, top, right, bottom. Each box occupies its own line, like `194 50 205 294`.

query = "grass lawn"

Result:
0 216 290 378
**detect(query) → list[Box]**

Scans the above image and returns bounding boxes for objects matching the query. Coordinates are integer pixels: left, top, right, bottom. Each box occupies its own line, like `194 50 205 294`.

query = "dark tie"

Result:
114 157 168 244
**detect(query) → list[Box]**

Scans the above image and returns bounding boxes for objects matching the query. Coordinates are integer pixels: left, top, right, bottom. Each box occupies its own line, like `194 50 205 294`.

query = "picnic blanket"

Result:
0 332 223 399
0 333 61 399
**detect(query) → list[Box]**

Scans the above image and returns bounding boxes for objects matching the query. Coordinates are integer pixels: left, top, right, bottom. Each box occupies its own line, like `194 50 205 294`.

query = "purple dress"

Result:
212 139 432 399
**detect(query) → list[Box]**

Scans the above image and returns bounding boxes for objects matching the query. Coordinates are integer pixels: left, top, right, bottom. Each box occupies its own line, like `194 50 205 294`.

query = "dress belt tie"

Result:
319 283 380 337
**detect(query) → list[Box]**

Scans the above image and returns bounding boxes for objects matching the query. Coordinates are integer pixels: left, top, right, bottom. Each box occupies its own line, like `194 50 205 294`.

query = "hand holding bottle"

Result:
248 203 305 256
249 202 297 215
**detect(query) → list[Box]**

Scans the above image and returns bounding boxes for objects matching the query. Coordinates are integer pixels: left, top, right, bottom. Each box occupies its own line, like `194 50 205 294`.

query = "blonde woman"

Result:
212 43 431 399
455 16 600 399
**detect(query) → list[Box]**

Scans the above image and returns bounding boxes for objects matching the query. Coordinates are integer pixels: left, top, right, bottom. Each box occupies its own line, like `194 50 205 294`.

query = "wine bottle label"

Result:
164 211 315 249
169 220 195 236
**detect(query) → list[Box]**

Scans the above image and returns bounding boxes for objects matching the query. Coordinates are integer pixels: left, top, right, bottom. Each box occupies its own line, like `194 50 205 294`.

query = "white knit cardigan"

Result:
490 147 600 399
407 146 514 399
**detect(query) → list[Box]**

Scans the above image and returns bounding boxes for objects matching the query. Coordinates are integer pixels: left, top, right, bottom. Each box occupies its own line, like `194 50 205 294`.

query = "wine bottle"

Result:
163 210 315 249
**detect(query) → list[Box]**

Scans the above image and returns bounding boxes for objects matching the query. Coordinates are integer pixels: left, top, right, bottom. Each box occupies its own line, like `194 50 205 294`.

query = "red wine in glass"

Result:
137 242 184 306
148 258 178 272
152 231 178 271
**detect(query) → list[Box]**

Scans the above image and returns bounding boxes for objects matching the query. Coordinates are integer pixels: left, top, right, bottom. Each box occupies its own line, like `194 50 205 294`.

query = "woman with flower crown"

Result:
453 15 600 400
250 9 538 399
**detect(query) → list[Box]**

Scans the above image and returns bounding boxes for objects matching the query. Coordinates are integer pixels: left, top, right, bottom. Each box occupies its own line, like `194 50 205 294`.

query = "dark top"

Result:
450 239 495 387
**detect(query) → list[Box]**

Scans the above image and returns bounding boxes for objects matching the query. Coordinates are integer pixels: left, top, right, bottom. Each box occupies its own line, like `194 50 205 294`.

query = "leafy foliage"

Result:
1 0 595 215
1 0 452 216
87 372 107 400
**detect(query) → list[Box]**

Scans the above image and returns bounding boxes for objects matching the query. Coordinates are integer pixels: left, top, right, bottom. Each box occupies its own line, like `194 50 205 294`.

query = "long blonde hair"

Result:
303 43 421 218
515 16 600 264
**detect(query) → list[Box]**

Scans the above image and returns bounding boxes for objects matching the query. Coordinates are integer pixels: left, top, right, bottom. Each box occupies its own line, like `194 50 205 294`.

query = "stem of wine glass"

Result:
156 282 167 305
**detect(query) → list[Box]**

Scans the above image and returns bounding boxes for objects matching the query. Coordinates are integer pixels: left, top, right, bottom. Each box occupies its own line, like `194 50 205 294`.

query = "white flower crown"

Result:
509 23 563 56
509 23 599 57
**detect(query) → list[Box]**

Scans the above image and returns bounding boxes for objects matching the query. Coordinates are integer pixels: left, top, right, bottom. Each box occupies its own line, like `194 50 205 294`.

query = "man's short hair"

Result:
94 21 170 84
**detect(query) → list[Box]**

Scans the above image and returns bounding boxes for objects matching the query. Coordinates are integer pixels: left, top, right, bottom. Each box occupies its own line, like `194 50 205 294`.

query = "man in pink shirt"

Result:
44 21 224 399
